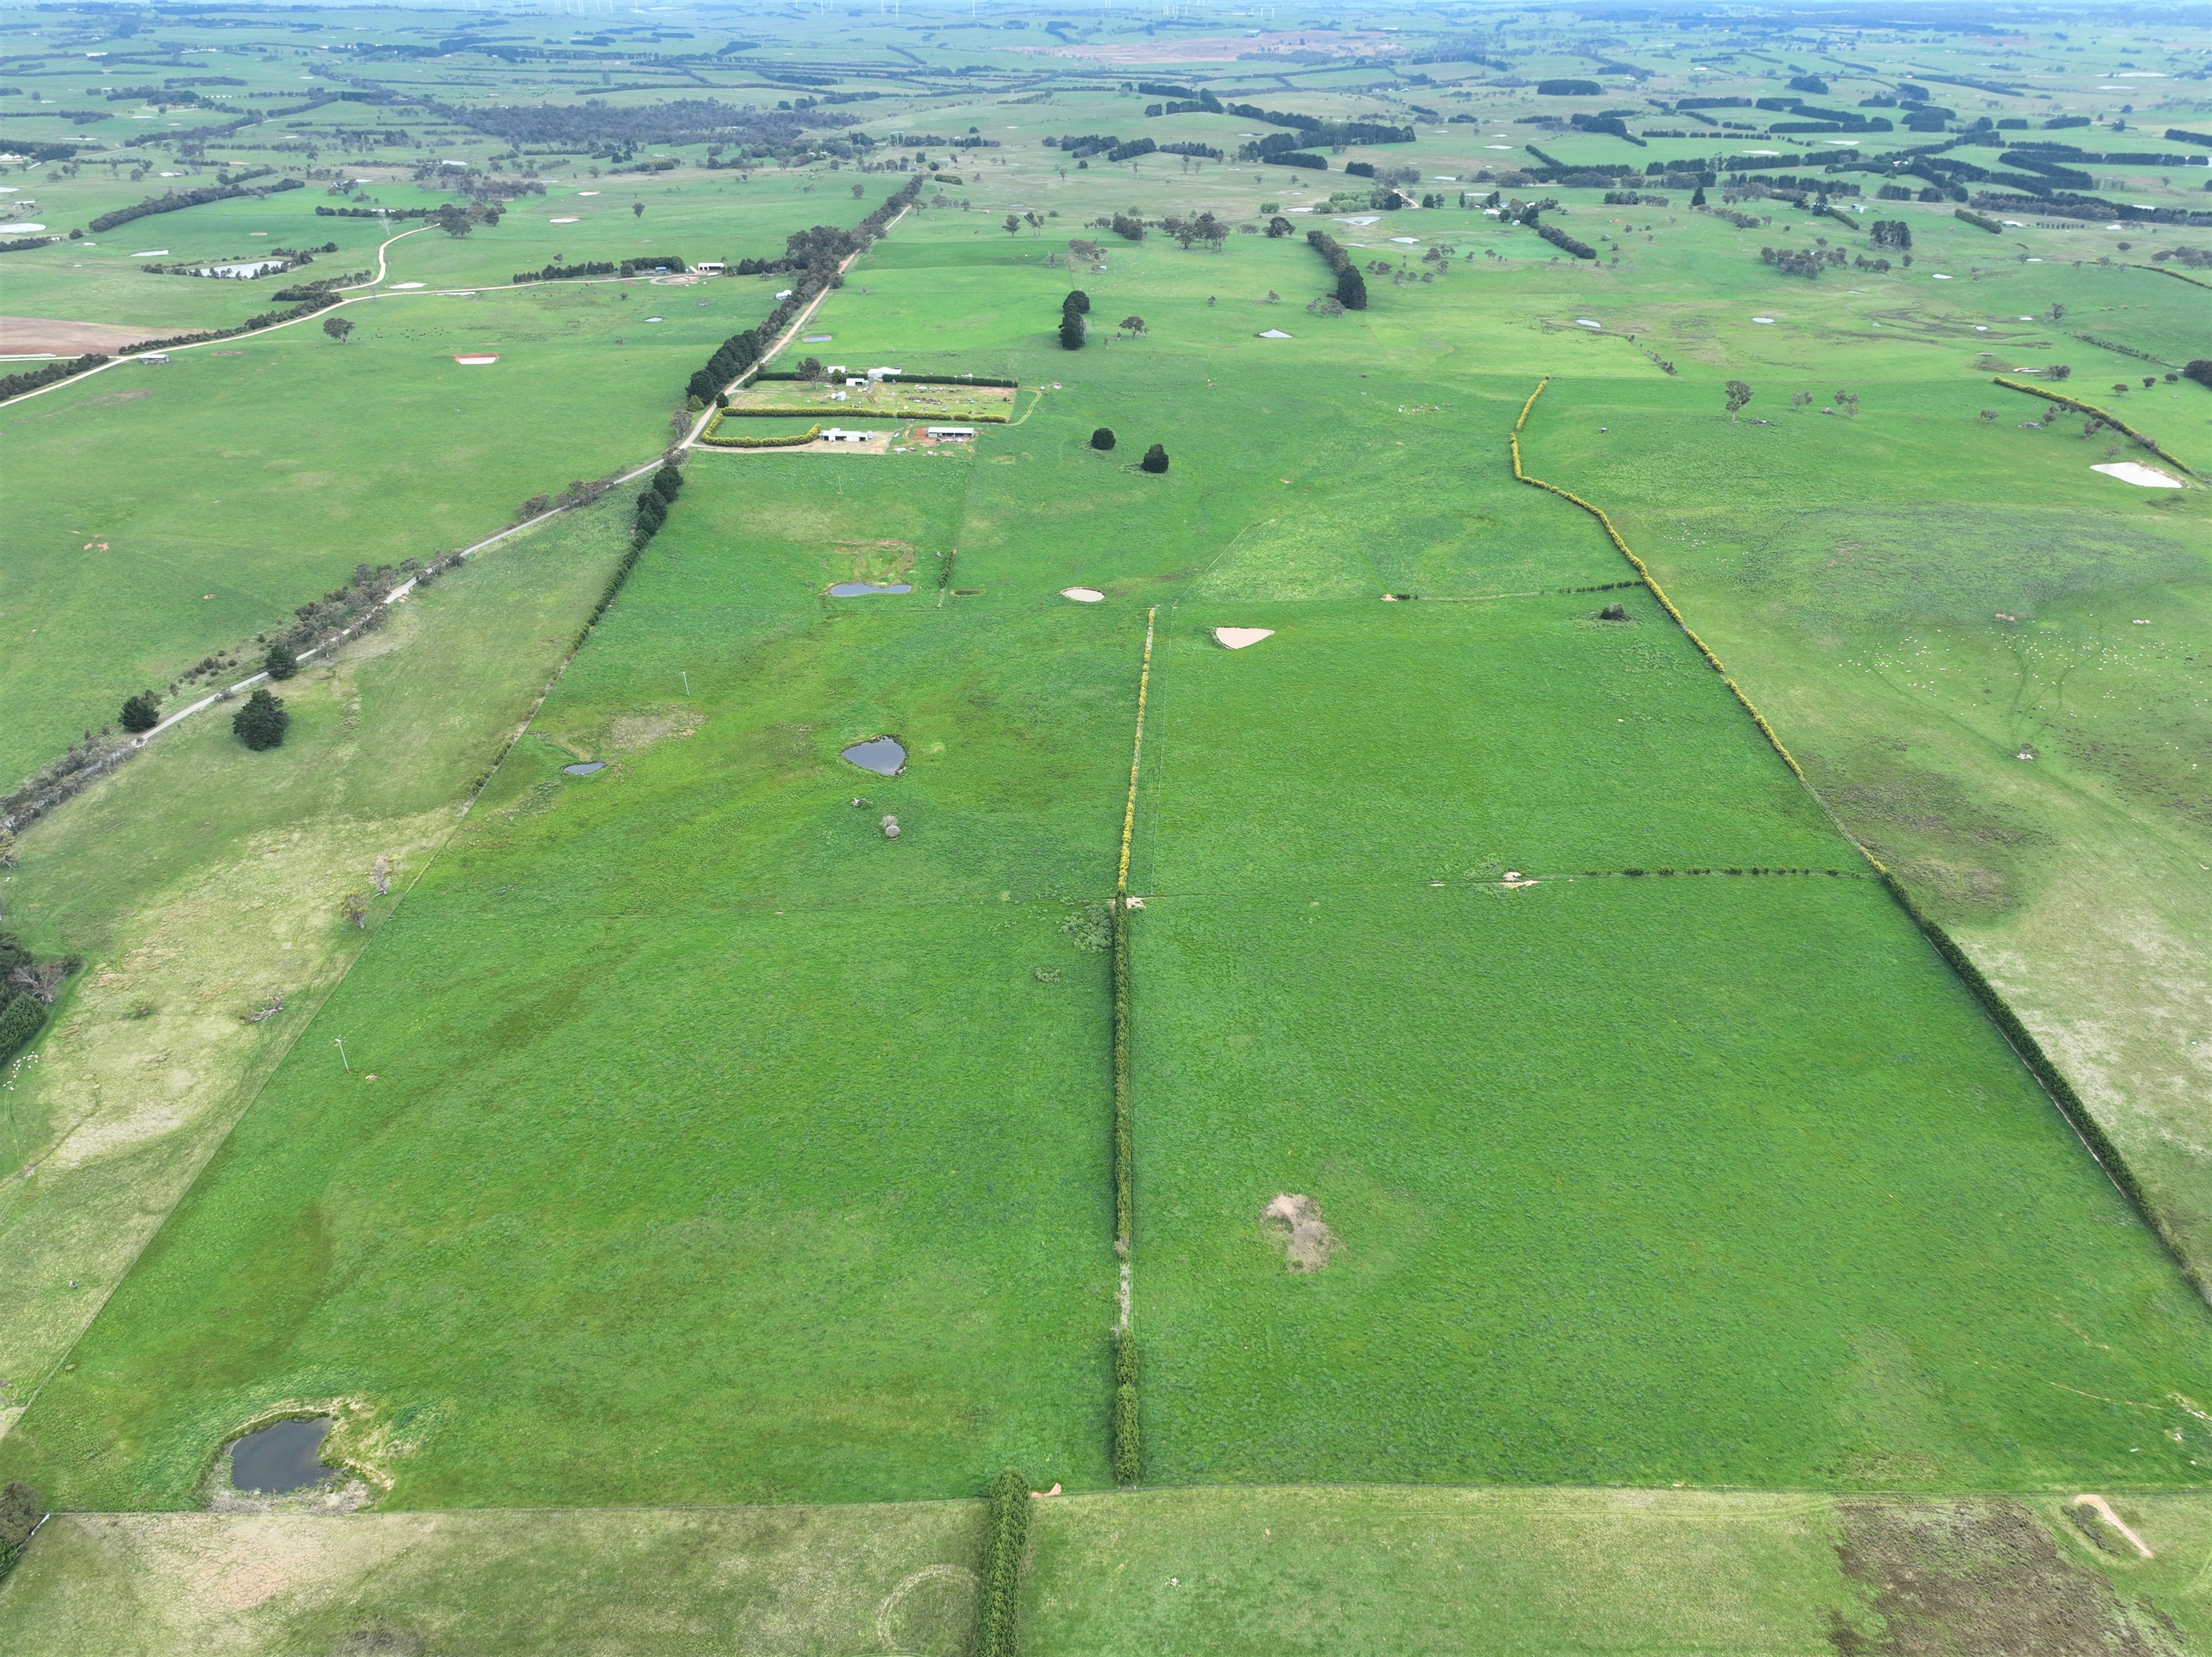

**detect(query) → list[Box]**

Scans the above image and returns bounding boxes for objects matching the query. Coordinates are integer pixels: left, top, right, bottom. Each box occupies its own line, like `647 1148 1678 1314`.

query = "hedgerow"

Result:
975 1468 1031 1657
1990 377 2199 476
1112 1329 1140 1486
1532 220 1598 259
1111 897 1132 1247
87 175 302 233
697 417 823 448
0 353 108 404
1304 229 1368 310
683 175 922 404
1872 864 2198 1299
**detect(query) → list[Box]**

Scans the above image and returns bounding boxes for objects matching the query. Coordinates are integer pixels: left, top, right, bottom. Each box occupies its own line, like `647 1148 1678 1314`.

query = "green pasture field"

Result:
1517 366 2212 1272
0 255 775 787
6 1487 2207 1655
0 496 636 1450
0 448 1158 1509
1128 877 2212 1491
1131 594 1843 895
12 200 2211 1519
4 9 2212 1642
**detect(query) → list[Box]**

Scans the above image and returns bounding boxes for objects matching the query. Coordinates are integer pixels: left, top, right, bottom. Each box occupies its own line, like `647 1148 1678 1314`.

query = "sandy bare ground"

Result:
1013 28 1392 64
0 316 163 357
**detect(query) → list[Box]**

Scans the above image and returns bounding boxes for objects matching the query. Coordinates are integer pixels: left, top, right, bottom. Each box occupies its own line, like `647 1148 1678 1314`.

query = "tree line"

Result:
683 175 924 406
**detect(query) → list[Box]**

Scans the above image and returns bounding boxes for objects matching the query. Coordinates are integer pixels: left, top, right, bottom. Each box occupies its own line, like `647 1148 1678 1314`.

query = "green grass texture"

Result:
7 201 2209 1516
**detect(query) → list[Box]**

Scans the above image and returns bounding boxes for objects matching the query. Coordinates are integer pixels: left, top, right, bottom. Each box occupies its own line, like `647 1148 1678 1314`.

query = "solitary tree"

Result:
1724 379 1754 421
852 182 866 198
341 891 369 929
1059 308 1086 350
1063 289 1091 314
1120 315 1147 334
232 688 289 751
1266 215 1294 238
1005 214 1022 235
119 690 160 733
263 641 299 680
632 201 645 219
1091 427 1117 451
1025 211 1043 235
1140 442 1169 474
321 315 353 345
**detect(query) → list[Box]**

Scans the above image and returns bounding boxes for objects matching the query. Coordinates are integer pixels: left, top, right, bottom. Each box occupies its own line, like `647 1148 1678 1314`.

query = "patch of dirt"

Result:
609 709 703 751
1262 1193 1343 1273
0 315 163 355
1828 1499 2185 1655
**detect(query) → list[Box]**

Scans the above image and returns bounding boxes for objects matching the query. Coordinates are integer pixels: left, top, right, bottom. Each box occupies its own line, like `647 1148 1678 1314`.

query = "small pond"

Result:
230 1416 334 1494
563 761 607 775
829 582 913 598
842 736 906 776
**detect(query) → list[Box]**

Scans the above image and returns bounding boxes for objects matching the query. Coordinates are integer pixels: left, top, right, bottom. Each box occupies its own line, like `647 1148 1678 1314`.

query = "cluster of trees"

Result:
1761 244 1849 277
1524 210 1597 260
633 460 683 543
433 97 848 153
0 353 107 404
1108 213 1146 242
1159 211 1227 251
0 931 78 1064
1304 229 1368 310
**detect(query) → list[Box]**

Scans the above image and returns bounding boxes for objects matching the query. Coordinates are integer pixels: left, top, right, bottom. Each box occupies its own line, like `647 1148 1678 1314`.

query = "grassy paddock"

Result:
1129 878 2212 1491
4 1486 2207 1655
0 498 638 1444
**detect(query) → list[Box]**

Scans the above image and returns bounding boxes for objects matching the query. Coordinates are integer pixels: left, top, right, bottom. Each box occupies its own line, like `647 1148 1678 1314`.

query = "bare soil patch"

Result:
1830 1499 2185 1655
1262 1193 1342 1273
609 710 703 751
0 315 163 356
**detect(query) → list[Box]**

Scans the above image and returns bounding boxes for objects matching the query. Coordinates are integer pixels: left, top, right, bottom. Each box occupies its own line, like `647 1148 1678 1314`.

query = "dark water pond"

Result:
841 737 906 776
231 1416 334 1494
563 761 607 775
829 582 912 597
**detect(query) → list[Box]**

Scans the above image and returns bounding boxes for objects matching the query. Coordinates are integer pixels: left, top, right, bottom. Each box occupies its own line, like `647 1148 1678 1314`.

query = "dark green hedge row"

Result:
1878 870 2199 1296
1304 229 1368 310
88 176 300 233
1112 1330 1140 1486
1111 898 1132 1246
1532 220 1598 260
976 1468 1031 1657
0 353 107 405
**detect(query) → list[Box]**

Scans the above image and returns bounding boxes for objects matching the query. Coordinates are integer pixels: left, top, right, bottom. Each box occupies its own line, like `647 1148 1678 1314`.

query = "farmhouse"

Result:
819 427 876 443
